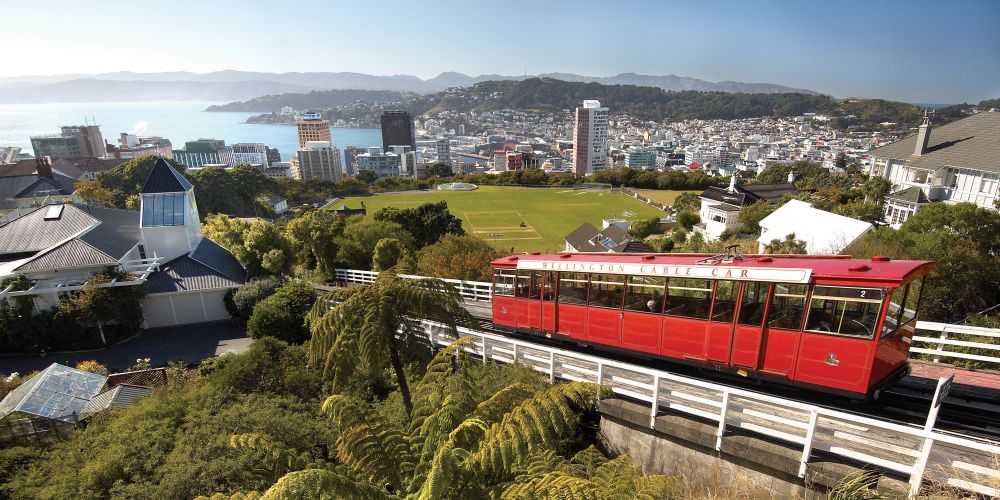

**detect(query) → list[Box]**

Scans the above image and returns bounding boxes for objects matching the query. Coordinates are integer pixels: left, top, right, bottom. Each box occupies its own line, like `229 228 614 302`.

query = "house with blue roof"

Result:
0 158 246 328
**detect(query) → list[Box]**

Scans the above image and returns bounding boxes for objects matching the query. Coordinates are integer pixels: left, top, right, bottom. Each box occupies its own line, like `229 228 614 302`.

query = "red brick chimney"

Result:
35 156 53 178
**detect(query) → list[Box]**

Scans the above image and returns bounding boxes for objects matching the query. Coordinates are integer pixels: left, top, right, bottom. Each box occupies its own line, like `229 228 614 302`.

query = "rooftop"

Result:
868 111 1000 173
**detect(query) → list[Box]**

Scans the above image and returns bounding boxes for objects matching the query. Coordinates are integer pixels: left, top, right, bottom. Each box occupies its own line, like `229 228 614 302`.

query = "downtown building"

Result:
380 110 415 152
356 146 401 179
231 143 270 168
108 133 173 160
297 112 331 148
572 100 609 175
30 125 105 159
293 141 343 181
173 139 234 169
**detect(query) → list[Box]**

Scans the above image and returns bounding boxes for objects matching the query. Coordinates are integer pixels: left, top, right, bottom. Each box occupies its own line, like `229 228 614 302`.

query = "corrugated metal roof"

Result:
145 255 243 294
74 205 141 260
869 111 1000 173
140 158 193 194
0 204 98 256
190 238 246 282
80 385 152 418
16 239 117 271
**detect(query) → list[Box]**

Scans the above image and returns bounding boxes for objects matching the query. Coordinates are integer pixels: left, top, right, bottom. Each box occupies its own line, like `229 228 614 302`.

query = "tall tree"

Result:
284 208 345 279
335 218 414 269
306 273 477 416
97 156 186 208
372 238 413 272
416 234 502 281
763 233 808 254
73 179 113 207
372 201 465 248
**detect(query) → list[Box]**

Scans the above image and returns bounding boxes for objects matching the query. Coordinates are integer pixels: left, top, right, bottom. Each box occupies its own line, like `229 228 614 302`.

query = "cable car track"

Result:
471 319 1000 440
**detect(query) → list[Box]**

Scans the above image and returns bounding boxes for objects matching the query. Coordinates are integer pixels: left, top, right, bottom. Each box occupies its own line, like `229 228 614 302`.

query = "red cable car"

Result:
490 251 935 399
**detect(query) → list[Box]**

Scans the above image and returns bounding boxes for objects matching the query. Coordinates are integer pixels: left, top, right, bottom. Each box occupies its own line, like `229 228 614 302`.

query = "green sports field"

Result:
632 189 700 206
337 186 666 252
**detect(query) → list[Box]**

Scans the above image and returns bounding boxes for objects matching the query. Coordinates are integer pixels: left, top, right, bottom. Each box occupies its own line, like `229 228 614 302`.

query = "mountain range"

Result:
0 70 821 103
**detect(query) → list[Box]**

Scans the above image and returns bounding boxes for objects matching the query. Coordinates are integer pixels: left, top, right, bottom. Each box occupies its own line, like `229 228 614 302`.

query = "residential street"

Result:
0 322 251 375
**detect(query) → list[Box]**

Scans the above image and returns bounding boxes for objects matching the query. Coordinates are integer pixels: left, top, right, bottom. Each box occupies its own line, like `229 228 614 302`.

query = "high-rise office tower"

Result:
297 112 332 149
380 110 415 152
572 100 609 175
294 141 343 181
30 125 105 159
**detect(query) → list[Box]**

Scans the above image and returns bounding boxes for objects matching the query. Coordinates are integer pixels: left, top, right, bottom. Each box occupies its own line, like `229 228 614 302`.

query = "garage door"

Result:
142 290 234 328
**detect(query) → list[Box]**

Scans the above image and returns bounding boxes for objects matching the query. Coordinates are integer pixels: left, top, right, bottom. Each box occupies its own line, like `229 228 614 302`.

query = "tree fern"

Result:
472 382 602 481
308 272 477 416
321 394 415 492
260 469 392 500
229 433 318 482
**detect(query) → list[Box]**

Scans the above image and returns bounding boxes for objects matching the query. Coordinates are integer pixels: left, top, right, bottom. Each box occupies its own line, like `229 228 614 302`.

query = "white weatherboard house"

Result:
0 158 245 328
868 111 1000 228
756 199 873 255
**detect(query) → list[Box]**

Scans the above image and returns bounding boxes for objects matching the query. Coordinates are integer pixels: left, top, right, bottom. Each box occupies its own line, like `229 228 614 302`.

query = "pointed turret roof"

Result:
140 158 193 194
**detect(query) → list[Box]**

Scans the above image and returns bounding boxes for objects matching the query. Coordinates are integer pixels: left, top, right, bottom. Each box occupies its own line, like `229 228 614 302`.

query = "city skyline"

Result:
1 0 998 104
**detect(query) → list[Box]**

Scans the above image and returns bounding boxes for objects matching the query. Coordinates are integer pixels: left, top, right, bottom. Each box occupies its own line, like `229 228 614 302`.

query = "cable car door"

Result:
540 272 556 333
705 281 739 364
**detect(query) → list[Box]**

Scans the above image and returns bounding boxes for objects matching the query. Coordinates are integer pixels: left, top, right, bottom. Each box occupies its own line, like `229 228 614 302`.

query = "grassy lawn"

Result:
632 189 700 206
337 186 665 252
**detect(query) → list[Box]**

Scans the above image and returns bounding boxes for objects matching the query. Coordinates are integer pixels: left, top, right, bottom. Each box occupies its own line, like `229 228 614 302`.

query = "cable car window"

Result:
805 286 884 339
768 284 808 330
588 274 626 309
528 271 542 299
883 278 922 337
711 281 739 323
557 272 588 305
541 273 556 302
664 278 712 320
515 270 531 298
624 276 666 313
738 281 770 327
493 269 515 297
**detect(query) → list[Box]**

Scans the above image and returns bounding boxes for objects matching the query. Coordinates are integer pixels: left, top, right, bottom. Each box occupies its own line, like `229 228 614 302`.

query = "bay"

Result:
0 101 382 160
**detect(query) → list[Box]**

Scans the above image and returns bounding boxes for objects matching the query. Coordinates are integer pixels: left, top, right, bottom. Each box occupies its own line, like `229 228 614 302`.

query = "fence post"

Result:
549 351 556 383
596 362 604 386
910 376 951 497
481 334 488 362
512 343 519 364
799 410 818 477
650 375 661 428
933 325 948 363
716 391 730 451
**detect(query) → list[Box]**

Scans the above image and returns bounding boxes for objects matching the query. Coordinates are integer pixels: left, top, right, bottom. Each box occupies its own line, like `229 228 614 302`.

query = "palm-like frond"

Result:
501 471 604 499
321 394 415 492
260 469 393 500
229 433 318 481
563 445 609 479
472 382 601 481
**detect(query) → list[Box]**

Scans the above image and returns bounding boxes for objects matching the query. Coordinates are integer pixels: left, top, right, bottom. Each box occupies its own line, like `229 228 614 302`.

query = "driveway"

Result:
0 321 251 375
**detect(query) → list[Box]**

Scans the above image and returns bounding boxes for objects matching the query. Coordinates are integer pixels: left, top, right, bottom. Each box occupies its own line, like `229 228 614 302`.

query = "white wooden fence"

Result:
416 320 1000 498
333 269 1000 368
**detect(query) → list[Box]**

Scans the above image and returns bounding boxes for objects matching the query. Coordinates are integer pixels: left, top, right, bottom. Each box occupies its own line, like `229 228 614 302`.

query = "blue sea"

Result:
0 101 382 160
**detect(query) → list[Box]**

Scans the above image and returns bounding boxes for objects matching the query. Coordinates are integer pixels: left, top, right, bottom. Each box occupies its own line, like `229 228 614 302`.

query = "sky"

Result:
1 0 998 103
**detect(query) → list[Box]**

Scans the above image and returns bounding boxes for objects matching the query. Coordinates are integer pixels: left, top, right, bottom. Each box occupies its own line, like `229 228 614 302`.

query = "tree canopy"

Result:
372 201 465 248
416 234 502 281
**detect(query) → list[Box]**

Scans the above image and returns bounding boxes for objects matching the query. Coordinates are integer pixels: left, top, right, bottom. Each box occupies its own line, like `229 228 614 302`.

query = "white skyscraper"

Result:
572 100 609 175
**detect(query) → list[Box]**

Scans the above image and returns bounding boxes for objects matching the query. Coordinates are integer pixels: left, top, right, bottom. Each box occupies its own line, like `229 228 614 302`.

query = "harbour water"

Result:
0 101 381 160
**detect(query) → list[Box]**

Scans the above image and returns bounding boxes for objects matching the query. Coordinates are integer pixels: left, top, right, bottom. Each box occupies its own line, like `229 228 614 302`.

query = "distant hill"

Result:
205 89 417 112
0 70 822 102
0 79 313 103
407 78 836 121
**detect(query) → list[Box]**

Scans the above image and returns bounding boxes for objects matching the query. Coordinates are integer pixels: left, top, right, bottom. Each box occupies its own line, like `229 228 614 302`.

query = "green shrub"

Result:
246 281 317 343
224 275 286 324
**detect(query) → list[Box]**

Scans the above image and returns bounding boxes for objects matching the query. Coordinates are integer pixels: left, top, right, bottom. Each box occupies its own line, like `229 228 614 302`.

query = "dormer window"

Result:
141 193 185 227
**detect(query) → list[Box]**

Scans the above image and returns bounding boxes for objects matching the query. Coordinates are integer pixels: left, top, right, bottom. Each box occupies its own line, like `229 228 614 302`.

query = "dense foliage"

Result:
97 157 277 216
371 200 465 248
0 270 145 353
224 275 286 325
416 234 503 281
246 280 318 343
